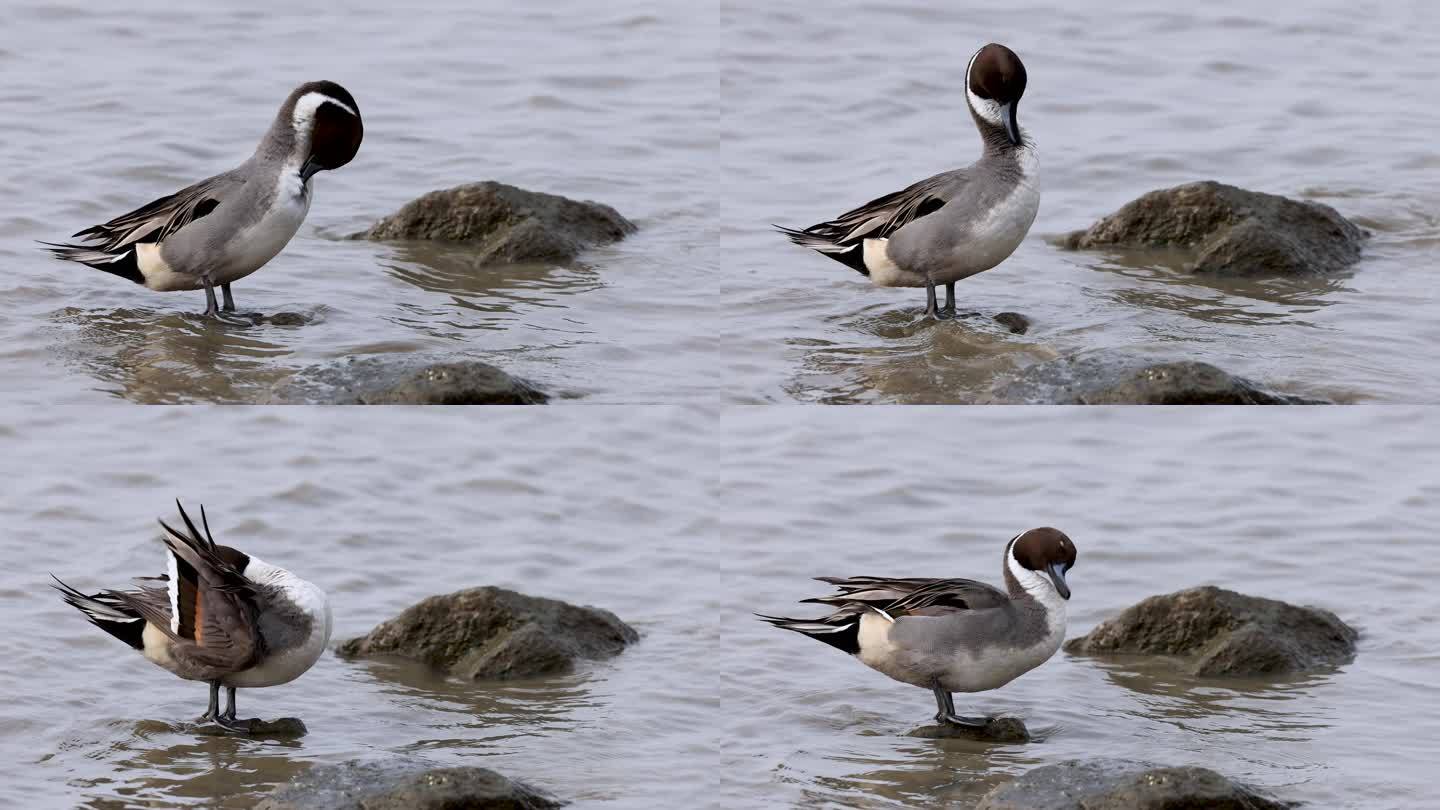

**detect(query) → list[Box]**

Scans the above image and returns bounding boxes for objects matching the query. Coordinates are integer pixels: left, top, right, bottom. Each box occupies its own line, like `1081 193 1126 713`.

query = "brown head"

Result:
966 44 1029 147
1009 527 1076 599
288 80 364 181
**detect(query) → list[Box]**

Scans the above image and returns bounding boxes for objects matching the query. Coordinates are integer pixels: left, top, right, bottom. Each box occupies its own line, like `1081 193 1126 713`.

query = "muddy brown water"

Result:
2 408 1438 807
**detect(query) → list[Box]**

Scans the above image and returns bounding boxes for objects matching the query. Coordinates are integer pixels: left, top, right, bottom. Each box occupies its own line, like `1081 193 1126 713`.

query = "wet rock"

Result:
254 758 562 810
1065 585 1358 677
337 586 638 680
976 758 1292 810
992 312 1030 335
979 351 1327 405
355 181 636 263
192 717 307 738
909 716 1029 743
1062 180 1367 277
269 357 548 405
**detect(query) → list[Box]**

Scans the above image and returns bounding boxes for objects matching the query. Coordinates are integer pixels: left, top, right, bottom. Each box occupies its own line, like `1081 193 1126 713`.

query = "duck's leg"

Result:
221 686 238 722
201 279 220 318
940 282 957 319
198 680 221 722
924 280 953 321
221 283 236 313
931 681 989 728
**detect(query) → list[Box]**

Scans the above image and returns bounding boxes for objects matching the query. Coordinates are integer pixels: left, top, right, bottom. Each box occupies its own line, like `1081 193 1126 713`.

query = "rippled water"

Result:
722 1 1440 403
3 408 1437 808
0 1 714 404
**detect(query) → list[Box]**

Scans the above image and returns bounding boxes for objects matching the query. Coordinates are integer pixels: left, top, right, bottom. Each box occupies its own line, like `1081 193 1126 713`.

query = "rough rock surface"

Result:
976 759 1292 810
270 357 548 405
254 758 562 810
979 352 1327 405
992 312 1030 335
908 717 1030 743
1062 180 1366 276
193 717 306 738
1065 586 1358 677
356 181 636 263
338 586 638 680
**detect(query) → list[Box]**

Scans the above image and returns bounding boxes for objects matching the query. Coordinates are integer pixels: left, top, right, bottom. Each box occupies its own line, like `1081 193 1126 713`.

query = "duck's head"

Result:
1009 527 1076 600
286 80 364 181
966 43 1028 148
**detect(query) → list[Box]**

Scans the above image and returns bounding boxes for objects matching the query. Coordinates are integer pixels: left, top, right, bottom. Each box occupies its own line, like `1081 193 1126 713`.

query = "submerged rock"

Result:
337 586 638 680
976 758 1292 810
269 357 549 405
1065 585 1358 677
356 181 636 263
979 352 1327 405
908 716 1029 743
1062 180 1367 277
992 312 1030 335
254 758 562 810
192 717 307 738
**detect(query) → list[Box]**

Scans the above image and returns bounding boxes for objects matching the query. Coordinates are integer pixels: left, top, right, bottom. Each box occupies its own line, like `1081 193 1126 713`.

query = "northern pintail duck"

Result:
44 81 363 318
778 44 1038 320
53 501 332 732
759 528 1075 729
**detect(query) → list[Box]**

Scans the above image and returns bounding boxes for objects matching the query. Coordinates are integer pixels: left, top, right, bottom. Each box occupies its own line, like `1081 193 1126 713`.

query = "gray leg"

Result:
941 282 957 318
924 280 940 319
221 283 236 313
199 680 220 722
202 279 220 318
932 680 989 728
221 686 238 722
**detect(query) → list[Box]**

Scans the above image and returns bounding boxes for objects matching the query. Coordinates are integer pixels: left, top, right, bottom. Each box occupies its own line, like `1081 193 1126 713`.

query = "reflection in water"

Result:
380 242 602 322
347 655 605 749
53 307 321 404
1078 247 1354 322
788 308 1058 404
69 720 311 809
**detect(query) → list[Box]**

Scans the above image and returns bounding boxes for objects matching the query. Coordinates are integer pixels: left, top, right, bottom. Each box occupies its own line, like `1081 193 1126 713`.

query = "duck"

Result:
43 81 363 318
52 501 331 731
759 527 1075 728
777 44 1038 320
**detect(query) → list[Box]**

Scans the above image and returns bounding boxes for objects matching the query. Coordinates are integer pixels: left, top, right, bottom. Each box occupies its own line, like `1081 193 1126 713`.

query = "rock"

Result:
992 312 1030 335
269 357 548 405
254 758 562 810
192 717 307 738
1065 585 1358 677
355 181 636 263
979 352 1327 405
908 717 1029 743
337 586 638 680
1062 180 1367 277
976 758 1292 810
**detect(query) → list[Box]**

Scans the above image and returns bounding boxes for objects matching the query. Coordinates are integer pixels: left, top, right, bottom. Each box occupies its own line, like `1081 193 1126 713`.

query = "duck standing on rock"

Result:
759 528 1075 730
43 81 363 318
52 501 331 732
777 44 1039 320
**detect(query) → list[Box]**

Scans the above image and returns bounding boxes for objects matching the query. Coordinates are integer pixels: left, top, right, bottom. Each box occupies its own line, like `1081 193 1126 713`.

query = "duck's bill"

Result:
300 156 324 181
1046 562 1070 600
1002 102 1022 147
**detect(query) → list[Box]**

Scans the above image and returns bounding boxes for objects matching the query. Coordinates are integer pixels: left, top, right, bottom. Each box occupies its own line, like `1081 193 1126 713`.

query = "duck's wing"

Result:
805 575 1008 618
136 501 262 671
42 169 243 264
777 169 970 252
